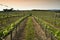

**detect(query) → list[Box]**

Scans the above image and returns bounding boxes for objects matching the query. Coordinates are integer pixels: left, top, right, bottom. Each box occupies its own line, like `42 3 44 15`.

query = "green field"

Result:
32 11 60 28
0 11 60 40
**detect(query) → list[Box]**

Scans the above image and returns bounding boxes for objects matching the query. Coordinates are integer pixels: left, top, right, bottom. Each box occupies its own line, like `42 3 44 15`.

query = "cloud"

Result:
0 4 8 7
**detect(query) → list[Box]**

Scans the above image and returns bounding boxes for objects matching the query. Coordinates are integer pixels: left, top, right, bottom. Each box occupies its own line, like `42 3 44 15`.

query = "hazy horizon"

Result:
0 0 60 10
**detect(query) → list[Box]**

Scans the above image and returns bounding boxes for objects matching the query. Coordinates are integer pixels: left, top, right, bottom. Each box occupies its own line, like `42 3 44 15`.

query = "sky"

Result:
0 0 60 10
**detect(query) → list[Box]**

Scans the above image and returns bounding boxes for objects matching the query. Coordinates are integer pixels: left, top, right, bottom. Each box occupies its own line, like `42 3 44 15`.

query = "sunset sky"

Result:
0 0 60 10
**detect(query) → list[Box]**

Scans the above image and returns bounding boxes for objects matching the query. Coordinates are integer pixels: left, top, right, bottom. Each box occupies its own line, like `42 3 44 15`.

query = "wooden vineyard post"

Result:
10 31 12 40
50 32 57 40
15 25 17 35
50 32 54 40
0 37 3 40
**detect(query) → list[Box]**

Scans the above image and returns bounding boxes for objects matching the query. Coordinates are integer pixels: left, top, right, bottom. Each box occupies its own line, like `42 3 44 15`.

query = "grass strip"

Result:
25 17 35 40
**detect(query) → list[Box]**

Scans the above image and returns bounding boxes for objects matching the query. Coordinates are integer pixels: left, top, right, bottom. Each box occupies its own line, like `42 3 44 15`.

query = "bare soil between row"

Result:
12 16 51 40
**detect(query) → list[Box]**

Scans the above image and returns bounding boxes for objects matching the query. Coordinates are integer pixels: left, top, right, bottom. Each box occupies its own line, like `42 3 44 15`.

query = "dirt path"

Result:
32 17 51 40
12 18 27 40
